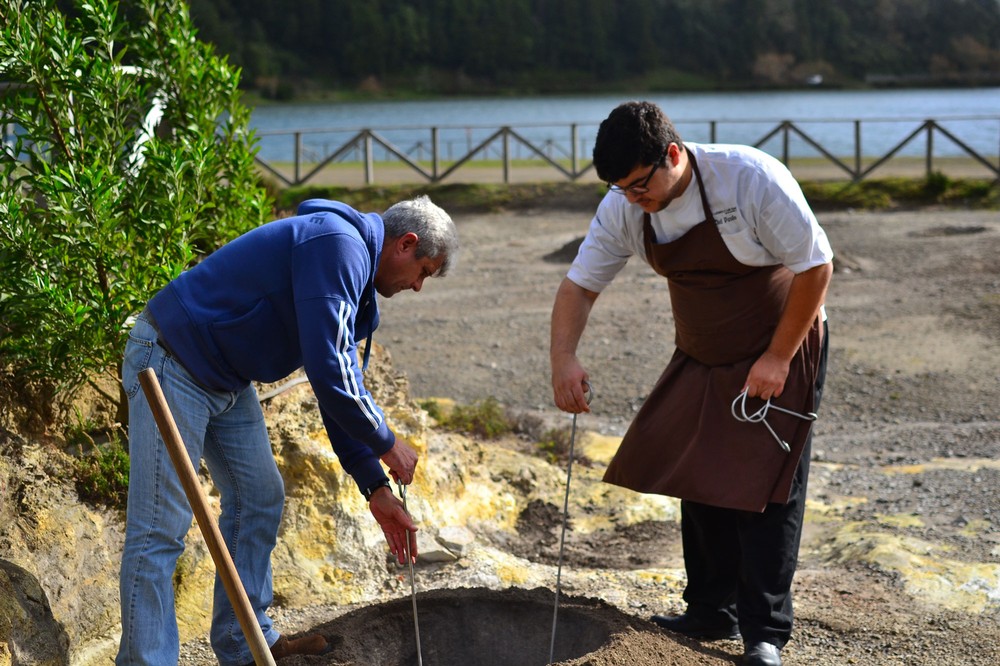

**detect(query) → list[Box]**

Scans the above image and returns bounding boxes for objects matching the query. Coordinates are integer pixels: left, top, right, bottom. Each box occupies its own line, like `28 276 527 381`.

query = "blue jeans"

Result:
117 316 284 666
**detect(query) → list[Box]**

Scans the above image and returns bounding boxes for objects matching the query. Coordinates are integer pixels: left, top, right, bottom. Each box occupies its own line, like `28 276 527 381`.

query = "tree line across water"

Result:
186 0 1000 98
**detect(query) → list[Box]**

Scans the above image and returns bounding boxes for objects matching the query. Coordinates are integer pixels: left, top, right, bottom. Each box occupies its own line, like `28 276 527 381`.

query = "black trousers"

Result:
680 323 828 647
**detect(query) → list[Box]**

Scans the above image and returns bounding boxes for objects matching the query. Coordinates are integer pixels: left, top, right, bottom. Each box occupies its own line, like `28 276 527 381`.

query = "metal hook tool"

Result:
398 481 424 666
730 389 817 453
549 381 593 665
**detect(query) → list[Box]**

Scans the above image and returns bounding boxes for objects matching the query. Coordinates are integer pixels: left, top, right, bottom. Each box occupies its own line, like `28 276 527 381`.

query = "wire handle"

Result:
730 389 817 453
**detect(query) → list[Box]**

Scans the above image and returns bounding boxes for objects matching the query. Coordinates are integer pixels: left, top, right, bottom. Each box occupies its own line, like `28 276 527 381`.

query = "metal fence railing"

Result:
252 116 1000 188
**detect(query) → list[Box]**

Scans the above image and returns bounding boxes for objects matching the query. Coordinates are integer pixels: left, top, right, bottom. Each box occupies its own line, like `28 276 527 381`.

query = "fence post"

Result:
364 131 374 185
571 123 579 175
782 121 790 165
926 120 934 178
854 120 861 178
502 128 511 184
294 131 302 184
432 127 440 181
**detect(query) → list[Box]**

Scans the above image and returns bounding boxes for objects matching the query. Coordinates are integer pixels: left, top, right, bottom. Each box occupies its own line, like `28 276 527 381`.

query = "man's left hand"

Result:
368 486 418 565
743 350 791 400
381 437 419 484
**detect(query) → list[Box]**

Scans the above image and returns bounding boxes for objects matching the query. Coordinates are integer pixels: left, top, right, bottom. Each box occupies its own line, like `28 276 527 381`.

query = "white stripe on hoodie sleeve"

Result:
335 300 382 429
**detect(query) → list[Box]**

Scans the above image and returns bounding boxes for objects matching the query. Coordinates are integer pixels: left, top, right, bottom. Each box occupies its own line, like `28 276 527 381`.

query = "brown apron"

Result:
603 152 823 512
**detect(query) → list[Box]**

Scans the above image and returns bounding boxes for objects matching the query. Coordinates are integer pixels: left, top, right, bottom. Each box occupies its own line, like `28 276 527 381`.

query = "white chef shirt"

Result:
567 142 834 294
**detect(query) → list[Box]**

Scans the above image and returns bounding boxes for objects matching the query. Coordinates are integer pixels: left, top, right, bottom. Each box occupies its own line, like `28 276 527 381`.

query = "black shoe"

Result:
742 641 782 666
649 613 741 641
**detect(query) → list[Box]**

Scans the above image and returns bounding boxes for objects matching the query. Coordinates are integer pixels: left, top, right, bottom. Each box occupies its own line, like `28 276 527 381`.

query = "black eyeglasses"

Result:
607 150 668 196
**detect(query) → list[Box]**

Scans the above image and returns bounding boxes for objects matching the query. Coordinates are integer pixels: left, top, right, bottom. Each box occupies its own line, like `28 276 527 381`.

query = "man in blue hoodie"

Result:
117 196 459 666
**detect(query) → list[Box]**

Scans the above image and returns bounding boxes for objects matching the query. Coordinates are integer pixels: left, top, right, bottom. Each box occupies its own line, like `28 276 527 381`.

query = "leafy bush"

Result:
434 397 514 439
800 176 999 210
536 426 574 464
417 398 445 422
74 434 130 510
536 426 592 467
0 0 272 416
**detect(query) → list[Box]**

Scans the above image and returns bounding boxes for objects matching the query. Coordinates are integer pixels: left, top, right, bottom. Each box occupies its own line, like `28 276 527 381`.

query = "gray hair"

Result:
382 195 459 276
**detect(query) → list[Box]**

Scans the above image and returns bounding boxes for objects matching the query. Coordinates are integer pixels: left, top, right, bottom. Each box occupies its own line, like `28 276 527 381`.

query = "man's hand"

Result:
744 262 832 401
380 437 418 484
743 349 791 400
368 486 418 565
551 353 591 414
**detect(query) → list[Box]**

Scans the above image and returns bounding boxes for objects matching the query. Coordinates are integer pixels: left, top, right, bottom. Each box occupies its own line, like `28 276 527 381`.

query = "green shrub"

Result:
438 397 514 439
536 426 591 467
64 408 101 450
417 399 445 422
923 171 950 198
536 427 572 464
0 0 272 416
801 176 999 210
74 433 130 510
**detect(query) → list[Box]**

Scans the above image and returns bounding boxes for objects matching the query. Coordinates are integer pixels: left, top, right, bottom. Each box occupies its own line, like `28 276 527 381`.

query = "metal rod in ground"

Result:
549 384 592 665
548 409 578 665
399 482 424 666
138 368 276 666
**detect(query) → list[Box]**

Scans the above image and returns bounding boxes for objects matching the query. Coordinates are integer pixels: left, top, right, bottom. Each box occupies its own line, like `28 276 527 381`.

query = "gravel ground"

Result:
181 204 1000 665
380 204 1000 665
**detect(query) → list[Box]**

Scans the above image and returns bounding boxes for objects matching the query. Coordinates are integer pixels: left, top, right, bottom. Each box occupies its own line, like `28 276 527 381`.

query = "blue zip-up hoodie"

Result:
147 199 393 492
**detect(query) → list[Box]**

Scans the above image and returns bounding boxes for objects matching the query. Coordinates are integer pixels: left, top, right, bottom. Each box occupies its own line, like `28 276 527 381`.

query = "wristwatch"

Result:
362 478 392 502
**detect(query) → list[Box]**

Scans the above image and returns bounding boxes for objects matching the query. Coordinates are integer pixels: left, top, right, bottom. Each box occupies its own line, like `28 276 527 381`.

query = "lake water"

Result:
249 88 1000 164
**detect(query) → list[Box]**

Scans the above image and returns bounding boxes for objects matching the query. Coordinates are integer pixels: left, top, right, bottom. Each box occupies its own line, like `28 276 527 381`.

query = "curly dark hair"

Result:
592 101 683 184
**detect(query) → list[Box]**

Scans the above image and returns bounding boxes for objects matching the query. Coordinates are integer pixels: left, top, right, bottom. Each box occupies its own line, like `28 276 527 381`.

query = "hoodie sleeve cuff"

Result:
368 419 395 457
351 421 396 494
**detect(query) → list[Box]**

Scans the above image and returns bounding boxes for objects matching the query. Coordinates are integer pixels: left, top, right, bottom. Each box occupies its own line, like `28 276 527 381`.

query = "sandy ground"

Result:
180 204 1000 665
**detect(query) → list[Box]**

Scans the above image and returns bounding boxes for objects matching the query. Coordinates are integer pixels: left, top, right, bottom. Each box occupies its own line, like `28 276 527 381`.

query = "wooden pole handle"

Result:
138 368 276 666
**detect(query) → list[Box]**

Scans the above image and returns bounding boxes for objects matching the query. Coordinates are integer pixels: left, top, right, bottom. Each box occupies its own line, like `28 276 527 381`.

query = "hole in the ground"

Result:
909 225 988 238
293 586 665 666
